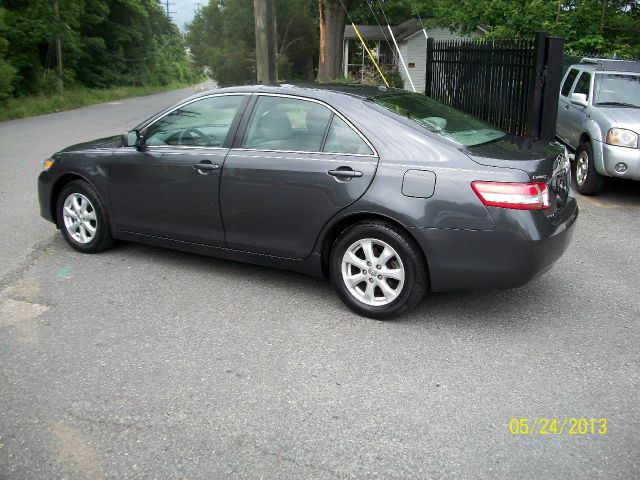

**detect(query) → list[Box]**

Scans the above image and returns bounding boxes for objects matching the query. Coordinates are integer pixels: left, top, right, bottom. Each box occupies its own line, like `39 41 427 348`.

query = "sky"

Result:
167 0 202 30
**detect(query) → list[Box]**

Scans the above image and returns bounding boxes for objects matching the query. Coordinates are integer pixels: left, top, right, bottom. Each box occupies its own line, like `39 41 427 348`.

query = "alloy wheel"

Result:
62 193 97 244
341 238 405 306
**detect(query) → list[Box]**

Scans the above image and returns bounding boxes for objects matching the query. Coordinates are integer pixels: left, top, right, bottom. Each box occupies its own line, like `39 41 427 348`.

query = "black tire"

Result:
574 141 604 195
56 180 114 253
329 221 428 320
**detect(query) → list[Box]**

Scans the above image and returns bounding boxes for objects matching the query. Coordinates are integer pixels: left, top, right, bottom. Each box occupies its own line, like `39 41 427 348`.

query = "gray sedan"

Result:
38 85 577 319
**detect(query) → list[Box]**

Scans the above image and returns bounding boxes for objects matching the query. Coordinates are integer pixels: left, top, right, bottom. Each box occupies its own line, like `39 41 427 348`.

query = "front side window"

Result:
573 72 592 100
561 69 579 97
243 96 332 151
144 95 246 147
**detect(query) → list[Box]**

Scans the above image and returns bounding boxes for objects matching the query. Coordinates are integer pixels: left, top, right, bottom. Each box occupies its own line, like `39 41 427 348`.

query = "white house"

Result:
343 19 483 93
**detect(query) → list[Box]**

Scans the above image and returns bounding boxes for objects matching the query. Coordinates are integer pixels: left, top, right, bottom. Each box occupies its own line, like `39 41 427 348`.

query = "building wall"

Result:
398 28 482 93
399 34 427 93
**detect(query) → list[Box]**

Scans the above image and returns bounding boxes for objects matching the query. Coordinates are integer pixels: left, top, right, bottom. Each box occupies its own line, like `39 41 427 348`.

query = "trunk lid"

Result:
464 136 571 215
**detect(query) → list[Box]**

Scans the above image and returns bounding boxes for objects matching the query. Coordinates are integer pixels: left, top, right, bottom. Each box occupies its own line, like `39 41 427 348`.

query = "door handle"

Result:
328 168 363 178
564 105 570 109
193 161 220 174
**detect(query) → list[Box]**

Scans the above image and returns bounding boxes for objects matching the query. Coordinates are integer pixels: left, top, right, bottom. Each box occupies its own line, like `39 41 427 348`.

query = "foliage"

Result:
428 0 640 58
0 0 200 103
186 0 318 86
345 0 640 58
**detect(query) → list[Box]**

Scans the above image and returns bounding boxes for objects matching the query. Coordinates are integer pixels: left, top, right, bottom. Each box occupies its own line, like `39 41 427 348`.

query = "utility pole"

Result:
253 0 277 85
53 0 63 93
163 0 176 18
163 0 177 60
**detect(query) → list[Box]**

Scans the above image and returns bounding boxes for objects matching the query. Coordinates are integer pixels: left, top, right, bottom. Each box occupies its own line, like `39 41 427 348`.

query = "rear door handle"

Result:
328 168 363 178
193 161 220 174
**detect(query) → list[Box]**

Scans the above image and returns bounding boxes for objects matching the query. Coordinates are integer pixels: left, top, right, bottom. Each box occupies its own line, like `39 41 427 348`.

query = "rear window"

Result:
374 93 505 147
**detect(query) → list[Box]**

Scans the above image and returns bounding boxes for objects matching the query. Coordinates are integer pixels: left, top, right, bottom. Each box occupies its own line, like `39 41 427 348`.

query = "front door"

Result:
220 94 379 259
109 94 249 246
564 71 592 147
557 68 580 143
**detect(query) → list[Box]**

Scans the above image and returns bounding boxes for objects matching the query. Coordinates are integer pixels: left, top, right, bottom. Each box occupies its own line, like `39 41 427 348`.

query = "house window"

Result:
345 39 395 83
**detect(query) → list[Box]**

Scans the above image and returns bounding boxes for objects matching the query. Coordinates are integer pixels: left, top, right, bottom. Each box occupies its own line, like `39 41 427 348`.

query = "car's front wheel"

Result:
330 221 428 319
56 180 114 253
574 141 604 195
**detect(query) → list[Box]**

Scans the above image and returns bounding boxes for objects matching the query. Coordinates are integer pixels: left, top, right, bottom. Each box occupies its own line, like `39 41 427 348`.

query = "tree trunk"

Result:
254 0 277 84
317 0 347 81
599 0 607 32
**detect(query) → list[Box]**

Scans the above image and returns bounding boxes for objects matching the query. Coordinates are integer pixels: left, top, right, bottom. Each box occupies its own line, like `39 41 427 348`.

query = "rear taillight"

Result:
471 181 550 210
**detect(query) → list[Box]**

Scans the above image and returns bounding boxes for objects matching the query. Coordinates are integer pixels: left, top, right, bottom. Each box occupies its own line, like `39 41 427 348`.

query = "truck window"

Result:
561 69 579 97
574 72 592 100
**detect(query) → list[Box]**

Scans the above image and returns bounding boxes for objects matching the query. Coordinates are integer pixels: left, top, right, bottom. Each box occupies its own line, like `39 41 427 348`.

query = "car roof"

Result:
189 83 410 102
134 83 413 131
569 59 640 75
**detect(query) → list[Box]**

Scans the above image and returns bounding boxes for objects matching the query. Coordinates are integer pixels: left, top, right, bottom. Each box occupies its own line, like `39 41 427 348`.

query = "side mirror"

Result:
570 93 588 107
121 130 142 148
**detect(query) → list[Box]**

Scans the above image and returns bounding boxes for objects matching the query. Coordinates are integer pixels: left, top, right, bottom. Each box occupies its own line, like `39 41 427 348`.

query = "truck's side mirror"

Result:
121 130 142 148
570 93 588 107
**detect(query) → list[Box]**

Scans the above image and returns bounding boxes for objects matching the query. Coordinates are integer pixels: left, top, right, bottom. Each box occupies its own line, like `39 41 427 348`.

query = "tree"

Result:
0 0 198 100
317 0 349 81
187 0 318 85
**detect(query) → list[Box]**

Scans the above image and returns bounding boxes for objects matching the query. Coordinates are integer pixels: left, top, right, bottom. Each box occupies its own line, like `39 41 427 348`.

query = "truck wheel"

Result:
574 141 604 195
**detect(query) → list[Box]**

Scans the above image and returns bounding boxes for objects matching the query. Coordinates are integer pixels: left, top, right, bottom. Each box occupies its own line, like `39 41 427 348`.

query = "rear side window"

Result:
243 96 332 151
574 72 592 100
323 116 373 155
561 69 579 97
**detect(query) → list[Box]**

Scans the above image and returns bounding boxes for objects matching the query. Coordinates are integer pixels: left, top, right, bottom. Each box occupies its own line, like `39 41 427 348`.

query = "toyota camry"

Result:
38 85 578 319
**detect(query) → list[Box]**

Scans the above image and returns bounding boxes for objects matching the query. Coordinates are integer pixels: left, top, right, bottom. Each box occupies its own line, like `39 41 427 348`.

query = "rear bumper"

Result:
411 198 578 292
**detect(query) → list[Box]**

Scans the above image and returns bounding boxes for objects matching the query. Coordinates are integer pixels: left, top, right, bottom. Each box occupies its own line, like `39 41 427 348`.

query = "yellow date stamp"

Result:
509 417 607 435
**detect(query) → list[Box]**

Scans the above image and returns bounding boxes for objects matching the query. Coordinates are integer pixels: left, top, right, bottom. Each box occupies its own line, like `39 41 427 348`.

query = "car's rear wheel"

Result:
574 141 604 195
56 180 114 253
330 221 428 319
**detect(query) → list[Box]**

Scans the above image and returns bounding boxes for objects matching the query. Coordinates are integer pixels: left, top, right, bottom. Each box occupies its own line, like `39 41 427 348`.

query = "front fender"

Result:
582 118 606 175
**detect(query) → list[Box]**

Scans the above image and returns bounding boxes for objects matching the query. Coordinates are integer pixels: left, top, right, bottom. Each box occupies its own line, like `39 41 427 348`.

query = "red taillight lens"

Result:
471 181 550 210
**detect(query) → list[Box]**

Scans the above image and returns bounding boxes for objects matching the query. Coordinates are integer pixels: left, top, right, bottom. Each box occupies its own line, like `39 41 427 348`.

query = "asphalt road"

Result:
1 86 639 479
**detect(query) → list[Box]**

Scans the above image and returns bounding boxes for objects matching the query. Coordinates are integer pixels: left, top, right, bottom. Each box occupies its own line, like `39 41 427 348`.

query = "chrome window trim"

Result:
241 93 379 158
145 145 228 152
232 147 376 158
140 92 250 149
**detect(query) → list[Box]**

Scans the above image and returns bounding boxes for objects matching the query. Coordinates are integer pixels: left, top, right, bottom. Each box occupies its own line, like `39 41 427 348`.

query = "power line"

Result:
366 0 391 46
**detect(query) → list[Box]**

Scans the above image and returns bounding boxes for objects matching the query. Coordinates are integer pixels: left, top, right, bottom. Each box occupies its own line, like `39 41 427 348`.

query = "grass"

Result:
0 82 194 122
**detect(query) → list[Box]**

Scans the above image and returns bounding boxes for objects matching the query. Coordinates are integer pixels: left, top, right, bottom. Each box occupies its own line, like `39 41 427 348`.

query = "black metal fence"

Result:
425 32 564 140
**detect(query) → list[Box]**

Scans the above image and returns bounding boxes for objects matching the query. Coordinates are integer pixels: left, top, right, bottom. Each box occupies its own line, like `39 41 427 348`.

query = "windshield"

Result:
594 73 640 108
373 92 506 146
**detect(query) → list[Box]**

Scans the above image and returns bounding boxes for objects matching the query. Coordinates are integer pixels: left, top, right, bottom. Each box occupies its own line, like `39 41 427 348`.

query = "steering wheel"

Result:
178 127 219 146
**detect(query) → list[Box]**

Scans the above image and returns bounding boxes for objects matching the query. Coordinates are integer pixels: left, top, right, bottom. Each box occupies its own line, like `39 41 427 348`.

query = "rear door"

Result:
220 94 379 259
109 93 249 245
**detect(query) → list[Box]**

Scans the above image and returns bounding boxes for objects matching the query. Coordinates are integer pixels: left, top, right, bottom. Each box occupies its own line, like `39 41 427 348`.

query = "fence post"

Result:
538 36 564 141
425 37 434 97
526 31 547 139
